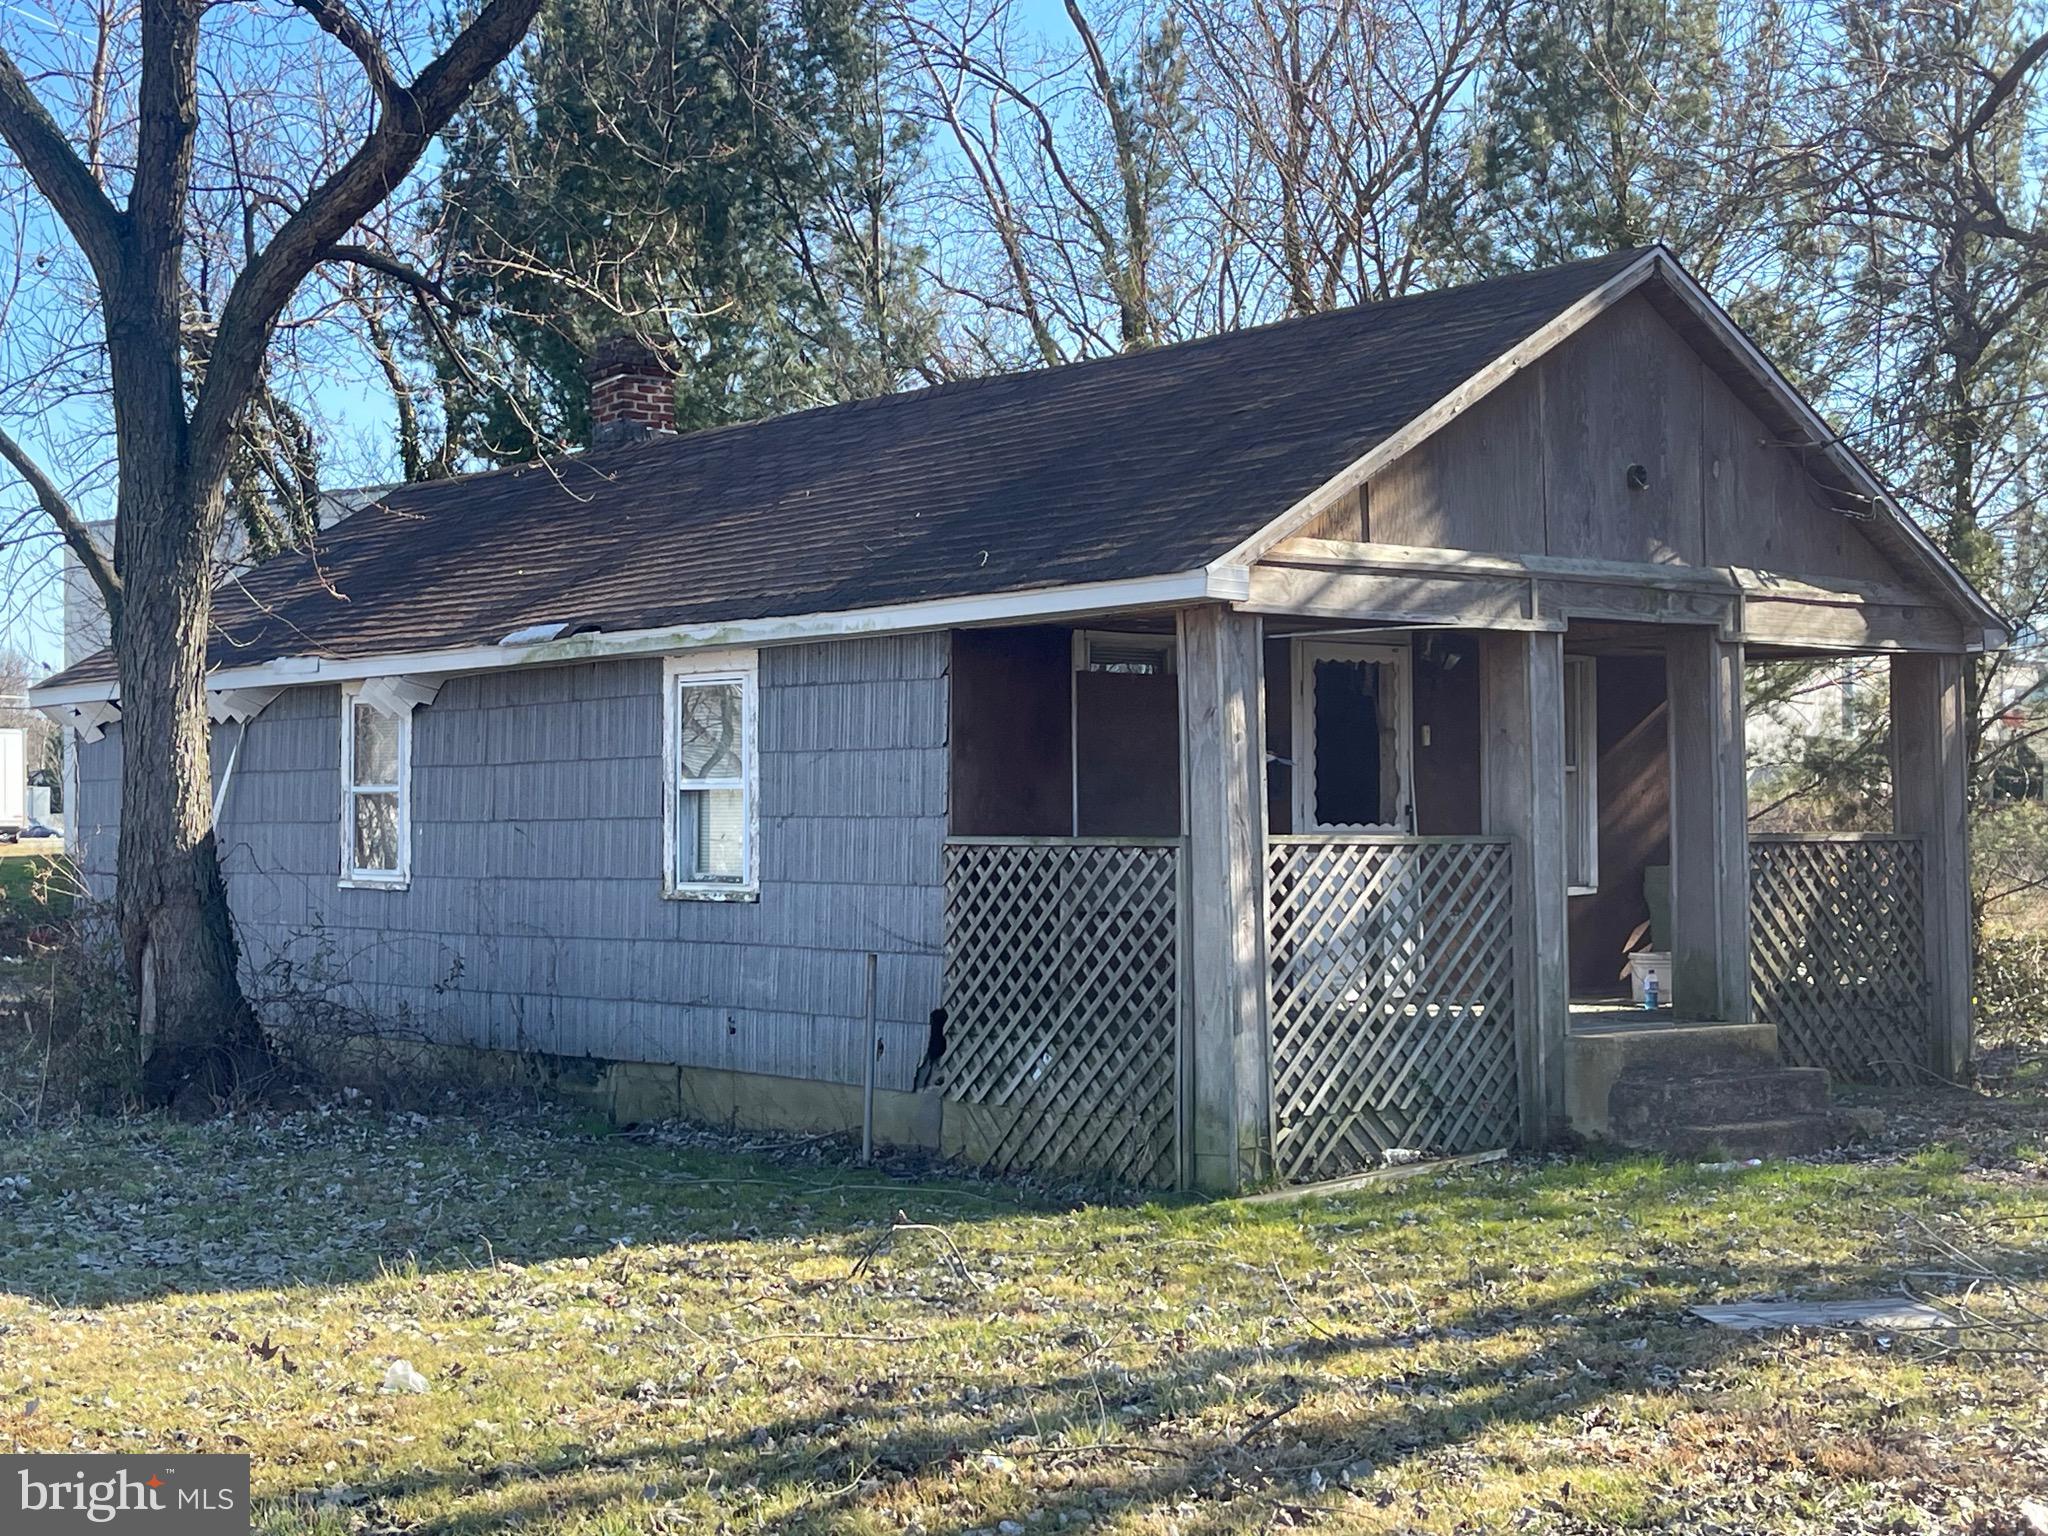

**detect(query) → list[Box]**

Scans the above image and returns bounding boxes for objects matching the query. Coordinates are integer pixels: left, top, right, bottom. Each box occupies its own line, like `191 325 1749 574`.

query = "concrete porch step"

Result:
1610 1066 1831 1138
1565 1018 1782 1140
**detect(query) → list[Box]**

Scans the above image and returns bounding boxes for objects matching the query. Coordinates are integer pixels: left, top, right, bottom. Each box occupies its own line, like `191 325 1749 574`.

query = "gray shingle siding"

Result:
70 634 949 1089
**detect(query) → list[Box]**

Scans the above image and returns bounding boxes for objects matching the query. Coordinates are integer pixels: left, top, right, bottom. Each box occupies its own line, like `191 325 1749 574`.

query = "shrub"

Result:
1975 930 2048 1076
0 898 138 1123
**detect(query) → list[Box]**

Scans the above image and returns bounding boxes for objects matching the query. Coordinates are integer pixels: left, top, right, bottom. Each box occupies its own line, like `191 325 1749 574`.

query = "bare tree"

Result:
893 0 1207 366
891 0 1496 366
1777 0 2048 929
1169 0 1492 313
0 0 541 1098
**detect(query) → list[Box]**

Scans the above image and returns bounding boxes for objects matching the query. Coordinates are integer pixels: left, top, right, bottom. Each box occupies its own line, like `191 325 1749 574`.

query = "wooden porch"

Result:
927 271 1988 1190
931 588 1974 1191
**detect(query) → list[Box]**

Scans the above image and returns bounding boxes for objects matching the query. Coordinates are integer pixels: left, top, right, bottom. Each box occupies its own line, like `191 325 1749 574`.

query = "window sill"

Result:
664 885 760 903
340 874 411 892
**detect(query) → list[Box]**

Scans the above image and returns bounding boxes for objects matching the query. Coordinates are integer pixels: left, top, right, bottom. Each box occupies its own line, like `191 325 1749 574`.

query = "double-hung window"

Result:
665 653 758 897
341 685 411 886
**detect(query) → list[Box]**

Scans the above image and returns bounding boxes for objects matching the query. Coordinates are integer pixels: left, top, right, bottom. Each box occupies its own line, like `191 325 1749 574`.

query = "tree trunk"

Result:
111 469 257 1104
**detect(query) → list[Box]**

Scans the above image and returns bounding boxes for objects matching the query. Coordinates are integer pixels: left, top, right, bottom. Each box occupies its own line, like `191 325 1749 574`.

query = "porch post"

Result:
1479 630 1568 1143
1891 652 1972 1078
1666 627 1749 1022
1178 604 1271 1191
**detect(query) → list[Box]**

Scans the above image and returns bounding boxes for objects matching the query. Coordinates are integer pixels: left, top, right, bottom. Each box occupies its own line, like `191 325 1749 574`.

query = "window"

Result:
341 687 411 886
1564 656 1598 894
1075 630 1175 675
665 653 757 897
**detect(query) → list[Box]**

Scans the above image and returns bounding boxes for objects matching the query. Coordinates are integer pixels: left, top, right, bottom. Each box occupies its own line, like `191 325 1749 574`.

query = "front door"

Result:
1291 638 1414 833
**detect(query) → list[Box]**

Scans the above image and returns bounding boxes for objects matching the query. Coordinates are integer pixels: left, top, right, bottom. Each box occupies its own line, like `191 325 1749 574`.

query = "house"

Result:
31 247 2005 1190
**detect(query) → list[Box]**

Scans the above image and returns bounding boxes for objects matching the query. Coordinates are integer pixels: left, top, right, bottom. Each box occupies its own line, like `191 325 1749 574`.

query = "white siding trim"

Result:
32 569 1243 709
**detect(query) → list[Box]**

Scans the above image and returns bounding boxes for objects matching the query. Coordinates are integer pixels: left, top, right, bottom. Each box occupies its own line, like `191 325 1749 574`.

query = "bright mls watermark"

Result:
4 1455 249 1533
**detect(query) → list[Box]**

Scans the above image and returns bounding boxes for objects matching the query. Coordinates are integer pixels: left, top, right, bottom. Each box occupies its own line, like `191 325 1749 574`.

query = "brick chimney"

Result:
582 333 676 448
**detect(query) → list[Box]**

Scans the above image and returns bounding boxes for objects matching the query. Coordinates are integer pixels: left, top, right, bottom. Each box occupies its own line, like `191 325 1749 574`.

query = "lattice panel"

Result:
1749 836 1929 1083
941 840 1182 1185
1267 838 1519 1183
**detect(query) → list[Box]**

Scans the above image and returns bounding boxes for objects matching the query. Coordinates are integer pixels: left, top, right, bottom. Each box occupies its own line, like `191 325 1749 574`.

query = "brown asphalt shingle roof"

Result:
53 248 1653 688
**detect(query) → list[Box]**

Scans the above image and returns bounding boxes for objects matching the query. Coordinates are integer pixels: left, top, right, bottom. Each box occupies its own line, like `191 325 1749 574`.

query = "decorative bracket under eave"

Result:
39 698 122 743
354 674 444 717
208 686 285 725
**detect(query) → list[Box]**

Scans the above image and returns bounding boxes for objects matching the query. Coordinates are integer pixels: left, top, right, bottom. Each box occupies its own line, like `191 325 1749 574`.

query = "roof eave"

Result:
28 565 1253 709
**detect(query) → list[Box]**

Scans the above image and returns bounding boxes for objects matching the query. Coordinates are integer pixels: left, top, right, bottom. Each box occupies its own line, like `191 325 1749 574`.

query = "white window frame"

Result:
663 650 759 900
1564 655 1599 895
339 683 413 889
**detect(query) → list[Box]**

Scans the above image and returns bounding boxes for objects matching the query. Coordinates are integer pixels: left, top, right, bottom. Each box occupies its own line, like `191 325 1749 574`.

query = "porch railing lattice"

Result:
1748 834 1928 1083
940 838 1183 1185
1266 836 1519 1183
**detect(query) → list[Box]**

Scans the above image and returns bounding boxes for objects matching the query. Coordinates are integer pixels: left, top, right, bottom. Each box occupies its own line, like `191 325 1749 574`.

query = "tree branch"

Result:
287 0 399 110
323 243 470 313
187 0 541 486
0 43 125 282
0 424 121 620
1933 29 2048 164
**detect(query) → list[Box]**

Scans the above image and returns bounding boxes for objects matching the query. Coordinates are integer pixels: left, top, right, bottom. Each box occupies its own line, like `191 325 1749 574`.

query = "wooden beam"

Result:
1269 536 1738 590
1178 605 1272 1190
1537 578 1734 630
1479 630 1569 1142
1254 540 1970 650
1741 596 1965 653
1243 564 1541 628
1666 627 1749 1021
1891 653 1972 1078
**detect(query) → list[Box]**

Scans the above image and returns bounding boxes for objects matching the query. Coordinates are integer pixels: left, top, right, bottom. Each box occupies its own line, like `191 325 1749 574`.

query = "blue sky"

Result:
0 0 1095 678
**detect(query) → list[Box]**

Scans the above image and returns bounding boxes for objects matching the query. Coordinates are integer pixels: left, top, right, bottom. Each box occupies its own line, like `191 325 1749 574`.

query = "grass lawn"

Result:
0 1086 2044 1535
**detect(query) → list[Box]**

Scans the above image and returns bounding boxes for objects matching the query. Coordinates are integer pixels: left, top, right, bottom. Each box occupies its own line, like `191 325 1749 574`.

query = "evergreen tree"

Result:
1443 0 1819 365
432 0 933 459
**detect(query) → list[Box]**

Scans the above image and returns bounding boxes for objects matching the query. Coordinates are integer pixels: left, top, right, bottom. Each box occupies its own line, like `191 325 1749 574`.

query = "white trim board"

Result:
31 567 1248 708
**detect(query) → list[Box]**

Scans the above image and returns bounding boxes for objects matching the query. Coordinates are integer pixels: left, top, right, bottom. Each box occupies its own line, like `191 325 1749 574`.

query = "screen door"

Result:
1290 638 1413 833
